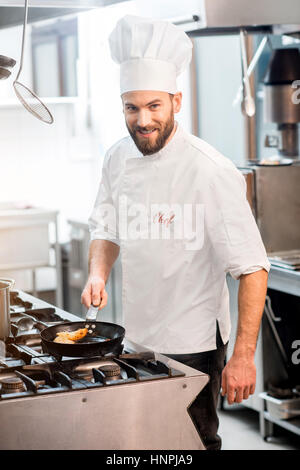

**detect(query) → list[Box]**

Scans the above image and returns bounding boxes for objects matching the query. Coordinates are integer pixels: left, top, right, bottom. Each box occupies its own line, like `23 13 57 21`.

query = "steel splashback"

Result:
0 0 300 32
240 164 300 254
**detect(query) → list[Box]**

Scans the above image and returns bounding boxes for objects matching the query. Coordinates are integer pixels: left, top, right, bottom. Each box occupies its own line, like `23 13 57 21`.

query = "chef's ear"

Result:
171 92 182 114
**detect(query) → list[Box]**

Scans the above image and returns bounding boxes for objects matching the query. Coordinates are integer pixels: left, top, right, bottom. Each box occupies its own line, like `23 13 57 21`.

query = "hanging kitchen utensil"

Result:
232 35 268 108
0 55 16 80
0 55 16 68
240 53 247 117
0 67 11 80
239 29 256 117
13 0 54 124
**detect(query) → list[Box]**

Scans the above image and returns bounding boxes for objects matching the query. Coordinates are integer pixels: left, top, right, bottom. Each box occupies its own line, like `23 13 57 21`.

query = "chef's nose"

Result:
136 109 151 128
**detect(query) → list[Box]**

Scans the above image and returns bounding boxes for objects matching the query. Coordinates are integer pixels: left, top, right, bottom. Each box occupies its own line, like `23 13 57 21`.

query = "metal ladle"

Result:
16 314 58 332
13 0 54 124
240 29 256 117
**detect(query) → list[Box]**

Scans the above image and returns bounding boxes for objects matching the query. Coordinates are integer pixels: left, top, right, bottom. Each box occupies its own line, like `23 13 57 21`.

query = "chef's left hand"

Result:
221 354 256 404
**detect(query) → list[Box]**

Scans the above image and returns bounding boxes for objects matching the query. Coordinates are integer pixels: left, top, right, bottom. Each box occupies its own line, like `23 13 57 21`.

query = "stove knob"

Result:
99 363 121 377
1 377 25 393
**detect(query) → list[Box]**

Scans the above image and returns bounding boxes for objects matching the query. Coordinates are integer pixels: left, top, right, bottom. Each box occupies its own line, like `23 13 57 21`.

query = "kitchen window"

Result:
31 17 78 98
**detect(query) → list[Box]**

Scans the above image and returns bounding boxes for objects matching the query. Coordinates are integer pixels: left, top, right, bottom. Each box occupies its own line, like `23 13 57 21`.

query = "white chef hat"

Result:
108 15 193 95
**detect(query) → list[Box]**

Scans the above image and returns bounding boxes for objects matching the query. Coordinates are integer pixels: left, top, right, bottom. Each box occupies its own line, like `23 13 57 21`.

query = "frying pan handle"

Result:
119 351 156 361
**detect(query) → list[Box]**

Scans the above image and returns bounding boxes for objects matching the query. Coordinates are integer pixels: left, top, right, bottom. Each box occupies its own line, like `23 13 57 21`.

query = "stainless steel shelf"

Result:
268 265 300 297
264 411 300 437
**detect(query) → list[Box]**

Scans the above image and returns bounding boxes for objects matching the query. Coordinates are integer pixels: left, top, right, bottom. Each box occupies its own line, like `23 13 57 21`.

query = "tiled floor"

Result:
219 407 300 450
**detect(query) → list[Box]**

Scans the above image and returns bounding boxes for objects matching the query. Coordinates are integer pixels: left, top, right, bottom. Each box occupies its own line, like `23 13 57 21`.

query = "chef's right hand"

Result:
81 275 108 310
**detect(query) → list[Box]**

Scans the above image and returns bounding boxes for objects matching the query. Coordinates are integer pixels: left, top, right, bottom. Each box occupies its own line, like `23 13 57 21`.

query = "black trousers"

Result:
166 324 228 451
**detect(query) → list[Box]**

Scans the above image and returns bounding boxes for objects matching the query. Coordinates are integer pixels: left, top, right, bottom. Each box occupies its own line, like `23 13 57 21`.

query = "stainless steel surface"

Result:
0 2 125 29
0 0 124 4
0 66 10 79
264 134 280 149
268 265 300 297
278 124 299 158
240 169 256 216
263 48 300 158
135 0 300 34
15 315 36 331
86 304 98 322
0 369 207 450
260 392 300 420
0 53 15 79
239 164 300 253
0 55 16 80
0 291 209 450
268 250 300 270
0 278 14 340
264 85 300 125
14 312 51 331
85 304 99 333
0 54 16 68
255 165 300 252
203 0 300 29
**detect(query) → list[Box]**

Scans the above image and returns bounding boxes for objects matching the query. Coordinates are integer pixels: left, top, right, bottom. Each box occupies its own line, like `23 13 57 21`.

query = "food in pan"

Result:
54 335 75 344
54 328 88 344
260 159 280 165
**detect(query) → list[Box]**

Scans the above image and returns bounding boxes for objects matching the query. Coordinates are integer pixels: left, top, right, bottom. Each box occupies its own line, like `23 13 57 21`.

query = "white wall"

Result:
194 35 245 165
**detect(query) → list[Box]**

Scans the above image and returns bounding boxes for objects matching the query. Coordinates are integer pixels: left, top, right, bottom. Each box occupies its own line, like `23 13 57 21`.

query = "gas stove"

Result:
0 338 185 401
0 291 208 450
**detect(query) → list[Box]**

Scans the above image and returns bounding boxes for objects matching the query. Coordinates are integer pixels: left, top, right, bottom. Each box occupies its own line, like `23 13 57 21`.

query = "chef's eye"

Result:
150 104 160 109
126 105 137 111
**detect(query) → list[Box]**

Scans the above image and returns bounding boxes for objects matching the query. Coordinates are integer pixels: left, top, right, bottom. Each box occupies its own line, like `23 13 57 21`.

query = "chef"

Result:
81 15 270 450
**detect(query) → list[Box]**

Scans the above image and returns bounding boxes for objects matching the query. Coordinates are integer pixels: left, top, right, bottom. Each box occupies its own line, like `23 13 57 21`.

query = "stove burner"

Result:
99 363 121 378
1 377 25 394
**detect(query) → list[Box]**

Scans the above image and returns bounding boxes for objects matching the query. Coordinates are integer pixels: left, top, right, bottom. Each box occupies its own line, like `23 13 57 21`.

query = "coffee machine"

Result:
239 48 300 255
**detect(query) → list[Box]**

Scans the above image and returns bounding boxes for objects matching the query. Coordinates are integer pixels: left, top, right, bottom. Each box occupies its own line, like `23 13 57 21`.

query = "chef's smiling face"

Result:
122 90 182 156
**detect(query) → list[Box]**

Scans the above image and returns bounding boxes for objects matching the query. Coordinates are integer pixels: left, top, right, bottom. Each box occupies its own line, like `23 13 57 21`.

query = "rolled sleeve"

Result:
88 152 120 246
206 165 270 280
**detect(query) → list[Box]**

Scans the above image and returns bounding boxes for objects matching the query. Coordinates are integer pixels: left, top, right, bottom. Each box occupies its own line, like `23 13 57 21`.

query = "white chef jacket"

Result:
89 124 270 354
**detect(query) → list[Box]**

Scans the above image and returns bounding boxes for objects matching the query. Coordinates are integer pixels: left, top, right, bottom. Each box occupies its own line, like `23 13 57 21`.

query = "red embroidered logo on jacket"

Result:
153 212 175 227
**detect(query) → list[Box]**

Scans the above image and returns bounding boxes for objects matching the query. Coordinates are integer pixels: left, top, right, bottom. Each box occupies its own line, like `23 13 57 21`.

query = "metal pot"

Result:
0 278 15 340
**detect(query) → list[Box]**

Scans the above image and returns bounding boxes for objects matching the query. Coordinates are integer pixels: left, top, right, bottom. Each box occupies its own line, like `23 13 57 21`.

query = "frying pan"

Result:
40 321 125 358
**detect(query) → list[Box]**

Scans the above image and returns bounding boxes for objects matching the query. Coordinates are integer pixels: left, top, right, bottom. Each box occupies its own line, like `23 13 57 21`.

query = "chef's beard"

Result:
126 112 175 156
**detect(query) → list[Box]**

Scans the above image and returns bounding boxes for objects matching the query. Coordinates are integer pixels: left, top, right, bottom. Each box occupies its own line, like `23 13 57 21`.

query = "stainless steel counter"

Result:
1 291 209 450
268 265 300 298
